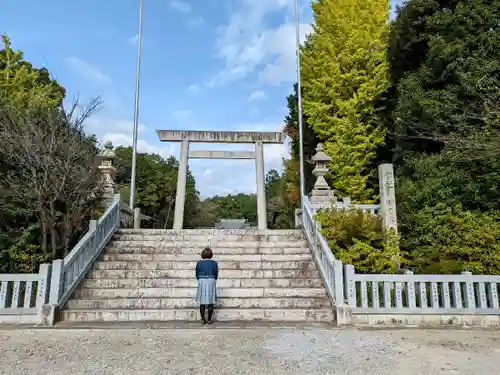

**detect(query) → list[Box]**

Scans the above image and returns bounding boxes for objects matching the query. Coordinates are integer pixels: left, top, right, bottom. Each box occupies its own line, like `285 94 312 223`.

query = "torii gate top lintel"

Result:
156 130 285 144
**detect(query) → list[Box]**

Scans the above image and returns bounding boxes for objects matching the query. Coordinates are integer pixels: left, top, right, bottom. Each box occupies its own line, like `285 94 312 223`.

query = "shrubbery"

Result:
397 148 500 275
316 209 402 274
400 204 500 275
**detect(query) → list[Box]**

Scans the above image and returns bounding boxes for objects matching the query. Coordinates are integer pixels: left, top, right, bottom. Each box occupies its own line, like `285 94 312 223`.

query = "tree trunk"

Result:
164 199 174 229
50 204 58 259
63 205 73 256
40 212 48 253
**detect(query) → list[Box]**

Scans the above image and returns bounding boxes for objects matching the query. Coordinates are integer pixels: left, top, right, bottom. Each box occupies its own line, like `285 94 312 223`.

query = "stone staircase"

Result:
61 229 334 323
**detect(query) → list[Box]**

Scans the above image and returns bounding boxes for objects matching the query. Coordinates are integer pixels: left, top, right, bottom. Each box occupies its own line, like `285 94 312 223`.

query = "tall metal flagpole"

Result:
294 0 306 205
129 0 144 209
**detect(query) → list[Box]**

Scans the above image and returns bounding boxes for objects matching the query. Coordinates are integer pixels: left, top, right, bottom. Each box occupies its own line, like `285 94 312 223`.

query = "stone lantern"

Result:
99 141 117 206
310 143 336 204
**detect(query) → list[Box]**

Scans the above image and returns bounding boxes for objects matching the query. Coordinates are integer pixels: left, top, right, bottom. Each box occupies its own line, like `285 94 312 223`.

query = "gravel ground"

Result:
1 326 499 374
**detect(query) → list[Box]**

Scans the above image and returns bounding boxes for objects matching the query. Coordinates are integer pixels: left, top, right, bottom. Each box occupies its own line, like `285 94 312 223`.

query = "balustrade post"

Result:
333 260 345 305
461 271 476 309
41 259 64 326
342 197 351 208
133 207 141 229
36 263 52 326
89 219 98 231
344 264 356 308
333 260 351 326
294 208 302 228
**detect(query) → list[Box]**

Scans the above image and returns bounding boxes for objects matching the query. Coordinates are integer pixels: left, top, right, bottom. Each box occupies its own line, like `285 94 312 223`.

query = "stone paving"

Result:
1 325 499 374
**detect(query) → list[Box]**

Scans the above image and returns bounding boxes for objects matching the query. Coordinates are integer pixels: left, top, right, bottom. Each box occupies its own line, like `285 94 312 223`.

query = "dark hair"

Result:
201 247 213 259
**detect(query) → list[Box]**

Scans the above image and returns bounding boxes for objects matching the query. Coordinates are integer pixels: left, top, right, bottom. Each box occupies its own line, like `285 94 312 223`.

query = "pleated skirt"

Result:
195 278 217 304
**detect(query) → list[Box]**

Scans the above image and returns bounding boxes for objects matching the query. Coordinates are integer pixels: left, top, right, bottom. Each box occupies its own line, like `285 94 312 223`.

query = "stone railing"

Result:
0 265 51 324
45 193 121 323
344 266 500 315
301 196 350 324
308 199 380 216
301 194 500 326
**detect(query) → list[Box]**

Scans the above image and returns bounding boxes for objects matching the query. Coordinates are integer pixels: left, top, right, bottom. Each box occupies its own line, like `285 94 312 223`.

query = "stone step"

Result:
66 297 331 309
61 308 334 322
113 234 304 242
74 287 328 299
107 241 308 249
113 230 304 242
93 260 317 271
88 269 321 279
104 245 310 254
116 229 303 235
82 278 325 289
100 254 313 262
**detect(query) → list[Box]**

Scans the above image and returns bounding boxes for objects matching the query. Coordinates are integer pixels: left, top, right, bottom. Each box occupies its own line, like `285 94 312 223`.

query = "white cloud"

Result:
65 57 111 84
85 117 173 160
102 132 173 160
248 90 267 101
170 0 191 13
258 23 312 84
206 0 312 87
86 117 146 135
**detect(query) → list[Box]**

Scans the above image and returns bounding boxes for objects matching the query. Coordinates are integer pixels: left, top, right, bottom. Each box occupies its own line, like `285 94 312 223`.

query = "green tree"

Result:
0 37 104 272
396 142 500 274
283 83 319 196
277 83 319 228
265 169 296 229
301 0 390 201
113 146 201 229
384 0 500 275
194 200 219 228
205 194 258 226
387 0 500 163
0 35 65 108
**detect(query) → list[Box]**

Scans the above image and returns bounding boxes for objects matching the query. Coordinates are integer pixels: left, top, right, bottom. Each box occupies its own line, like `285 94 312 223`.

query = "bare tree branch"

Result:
0 98 104 258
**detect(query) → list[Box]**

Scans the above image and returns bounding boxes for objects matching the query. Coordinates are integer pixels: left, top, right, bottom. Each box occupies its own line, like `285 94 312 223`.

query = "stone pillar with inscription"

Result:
310 143 336 207
378 163 397 232
98 141 117 208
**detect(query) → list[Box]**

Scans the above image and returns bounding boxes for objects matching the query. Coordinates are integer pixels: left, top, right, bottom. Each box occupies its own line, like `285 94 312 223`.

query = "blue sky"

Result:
1 0 404 198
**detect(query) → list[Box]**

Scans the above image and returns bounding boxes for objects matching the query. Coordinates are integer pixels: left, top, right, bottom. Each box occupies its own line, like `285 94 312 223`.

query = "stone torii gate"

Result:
156 130 285 230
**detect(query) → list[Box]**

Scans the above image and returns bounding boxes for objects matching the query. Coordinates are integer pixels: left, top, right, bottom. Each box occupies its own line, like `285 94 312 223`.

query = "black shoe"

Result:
202 321 207 325
207 321 213 325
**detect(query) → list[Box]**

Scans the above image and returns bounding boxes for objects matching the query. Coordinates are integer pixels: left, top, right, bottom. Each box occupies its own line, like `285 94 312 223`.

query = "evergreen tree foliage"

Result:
388 0 500 163
301 0 390 201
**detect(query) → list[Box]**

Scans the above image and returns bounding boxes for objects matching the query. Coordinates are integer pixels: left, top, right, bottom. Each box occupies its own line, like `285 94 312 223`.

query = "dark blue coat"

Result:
195 259 219 280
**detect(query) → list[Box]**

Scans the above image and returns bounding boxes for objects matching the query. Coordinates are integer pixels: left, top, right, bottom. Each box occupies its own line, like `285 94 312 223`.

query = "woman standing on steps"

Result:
195 247 218 325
